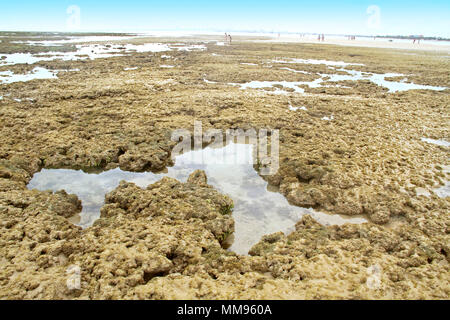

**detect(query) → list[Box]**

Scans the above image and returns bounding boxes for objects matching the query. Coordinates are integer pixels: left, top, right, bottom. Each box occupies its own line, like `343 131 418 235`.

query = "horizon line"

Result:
1 29 449 40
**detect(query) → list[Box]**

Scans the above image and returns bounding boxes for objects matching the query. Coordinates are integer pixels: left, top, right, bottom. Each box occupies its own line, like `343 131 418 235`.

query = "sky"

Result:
0 1 449 37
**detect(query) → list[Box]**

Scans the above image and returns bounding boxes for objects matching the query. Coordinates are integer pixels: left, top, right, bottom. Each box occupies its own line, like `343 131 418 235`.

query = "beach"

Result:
0 32 448 299
249 33 450 52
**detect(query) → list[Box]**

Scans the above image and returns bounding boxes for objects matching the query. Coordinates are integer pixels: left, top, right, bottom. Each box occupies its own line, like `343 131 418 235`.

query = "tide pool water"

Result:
28 143 367 255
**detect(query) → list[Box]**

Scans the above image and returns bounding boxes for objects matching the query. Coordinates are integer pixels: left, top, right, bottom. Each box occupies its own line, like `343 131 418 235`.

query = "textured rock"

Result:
0 37 448 299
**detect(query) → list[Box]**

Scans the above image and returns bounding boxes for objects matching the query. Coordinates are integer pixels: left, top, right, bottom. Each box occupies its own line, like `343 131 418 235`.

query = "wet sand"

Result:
251 35 450 53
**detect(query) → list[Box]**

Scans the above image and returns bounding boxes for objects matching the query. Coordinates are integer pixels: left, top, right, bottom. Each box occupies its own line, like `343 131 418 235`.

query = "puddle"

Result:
280 67 309 74
0 43 205 67
410 165 450 199
15 35 141 46
434 182 449 198
160 65 175 68
28 143 366 255
227 66 447 94
288 104 307 111
229 80 306 94
173 44 207 51
0 46 124 66
272 58 364 67
421 138 450 147
323 69 448 93
56 68 80 72
124 43 170 53
204 78 217 84
434 165 450 198
0 67 57 84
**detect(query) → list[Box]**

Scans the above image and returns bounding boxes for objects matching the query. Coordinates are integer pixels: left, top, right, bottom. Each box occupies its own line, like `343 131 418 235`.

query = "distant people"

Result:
318 34 321 41
228 34 232 45
321 34 325 42
225 33 228 42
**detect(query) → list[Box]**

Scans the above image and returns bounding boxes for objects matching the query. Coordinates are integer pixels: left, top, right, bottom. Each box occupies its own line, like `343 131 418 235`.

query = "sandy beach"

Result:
249 34 450 52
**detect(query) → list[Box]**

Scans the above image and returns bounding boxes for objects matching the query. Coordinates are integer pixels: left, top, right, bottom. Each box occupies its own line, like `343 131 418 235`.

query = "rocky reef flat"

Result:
0 33 448 299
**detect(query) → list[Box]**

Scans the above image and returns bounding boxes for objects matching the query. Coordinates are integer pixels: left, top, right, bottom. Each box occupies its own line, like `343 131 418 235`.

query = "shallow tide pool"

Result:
227 66 447 94
0 67 58 84
27 143 367 255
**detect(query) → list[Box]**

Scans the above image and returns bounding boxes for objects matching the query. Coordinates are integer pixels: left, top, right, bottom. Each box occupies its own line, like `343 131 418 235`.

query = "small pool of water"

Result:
421 137 450 147
226 67 447 94
28 143 367 255
0 43 205 67
324 69 447 93
272 58 364 67
0 67 58 84
230 80 307 94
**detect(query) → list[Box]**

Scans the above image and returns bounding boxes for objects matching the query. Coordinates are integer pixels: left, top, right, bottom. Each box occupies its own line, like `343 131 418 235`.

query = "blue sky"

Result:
0 1 449 37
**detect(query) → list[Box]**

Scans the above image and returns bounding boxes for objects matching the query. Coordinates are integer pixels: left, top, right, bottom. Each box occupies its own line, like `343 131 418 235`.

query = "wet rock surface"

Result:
0 34 449 299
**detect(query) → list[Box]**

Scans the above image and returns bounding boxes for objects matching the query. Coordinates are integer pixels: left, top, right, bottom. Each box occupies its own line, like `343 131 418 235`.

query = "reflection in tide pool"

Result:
228 66 448 94
28 143 367 255
421 137 450 147
0 67 58 84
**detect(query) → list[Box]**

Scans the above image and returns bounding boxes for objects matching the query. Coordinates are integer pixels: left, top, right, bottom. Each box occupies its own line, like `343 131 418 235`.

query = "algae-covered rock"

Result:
0 37 448 299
